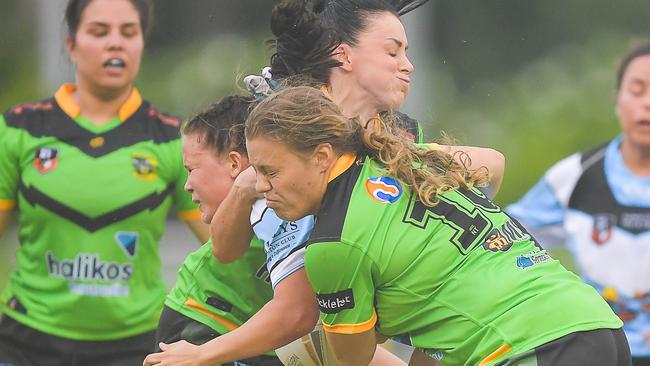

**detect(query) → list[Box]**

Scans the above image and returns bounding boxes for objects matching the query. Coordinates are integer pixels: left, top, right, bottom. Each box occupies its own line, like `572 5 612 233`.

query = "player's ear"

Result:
332 44 353 72
65 36 77 64
227 151 248 178
312 143 336 175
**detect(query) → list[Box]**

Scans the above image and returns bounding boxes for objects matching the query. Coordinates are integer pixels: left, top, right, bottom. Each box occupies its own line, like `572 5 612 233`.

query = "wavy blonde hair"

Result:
246 86 488 206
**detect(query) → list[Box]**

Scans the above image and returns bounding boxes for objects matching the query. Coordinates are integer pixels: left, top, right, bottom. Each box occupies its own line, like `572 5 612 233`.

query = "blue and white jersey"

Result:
506 135 650 357
250 199 314 288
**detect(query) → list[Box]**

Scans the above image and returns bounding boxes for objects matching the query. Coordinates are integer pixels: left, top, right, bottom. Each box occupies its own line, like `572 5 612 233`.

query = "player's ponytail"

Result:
269 0 341 84
246 86 488 206
361 116 488 206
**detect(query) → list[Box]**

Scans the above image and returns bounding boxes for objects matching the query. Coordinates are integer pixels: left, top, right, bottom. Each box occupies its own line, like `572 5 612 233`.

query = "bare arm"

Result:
0 209 12 240
143 269 319 366
371 346 407 366
443 145 506 199
408 349 443 366
325 329 378 366
210 166 259 263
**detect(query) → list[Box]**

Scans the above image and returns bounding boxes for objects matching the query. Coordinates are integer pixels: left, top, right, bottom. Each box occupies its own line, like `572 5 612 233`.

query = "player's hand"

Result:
143 341 205 366
233 166 262 203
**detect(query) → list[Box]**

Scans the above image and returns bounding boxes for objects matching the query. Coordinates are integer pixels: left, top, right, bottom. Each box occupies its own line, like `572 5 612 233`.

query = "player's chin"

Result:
274 207 301 222
200 207 215 224
384 93 407 111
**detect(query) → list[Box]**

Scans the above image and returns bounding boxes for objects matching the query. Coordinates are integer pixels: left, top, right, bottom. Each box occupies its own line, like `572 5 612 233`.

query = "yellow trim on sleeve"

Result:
184 297 238 331
177 209 202 221
478 344 512 366
322 310 377 335
0 199 16 210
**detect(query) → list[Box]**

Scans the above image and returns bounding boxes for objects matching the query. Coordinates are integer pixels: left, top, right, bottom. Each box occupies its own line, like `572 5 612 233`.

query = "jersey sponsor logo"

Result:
115 231 138 257
148 107 180 127
131 152 159 181
592 213 615 245
89 136 105 149
316 288 355 314
516 250 551 270
46 251 133 282
365 176 403 204
33 147 59 174
267 221 300 263
620 212 650 231
12 100 53 114
483 219 531 252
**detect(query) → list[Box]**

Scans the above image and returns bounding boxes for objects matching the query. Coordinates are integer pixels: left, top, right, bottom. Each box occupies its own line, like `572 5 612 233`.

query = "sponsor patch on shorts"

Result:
317 288 355 314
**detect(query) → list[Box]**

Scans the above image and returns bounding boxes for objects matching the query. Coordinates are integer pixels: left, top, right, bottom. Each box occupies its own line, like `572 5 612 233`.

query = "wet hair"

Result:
269 0 429 84
616 40 650 91
65 0 153 44
246 86 487 207
183 95 255 156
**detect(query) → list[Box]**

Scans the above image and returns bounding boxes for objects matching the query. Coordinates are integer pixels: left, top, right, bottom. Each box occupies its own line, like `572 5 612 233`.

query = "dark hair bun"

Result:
270 0 341 82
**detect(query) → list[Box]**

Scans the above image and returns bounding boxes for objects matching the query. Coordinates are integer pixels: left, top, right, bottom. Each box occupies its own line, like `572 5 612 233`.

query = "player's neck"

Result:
72 81 133 126
620 139 650 177
328 81 379 123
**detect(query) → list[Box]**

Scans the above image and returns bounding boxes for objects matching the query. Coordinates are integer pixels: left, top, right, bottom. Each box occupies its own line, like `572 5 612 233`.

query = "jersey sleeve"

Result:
304 242 377 334
168 138 200 220
505 153 583 248
252 201 315 288
0 114 19 211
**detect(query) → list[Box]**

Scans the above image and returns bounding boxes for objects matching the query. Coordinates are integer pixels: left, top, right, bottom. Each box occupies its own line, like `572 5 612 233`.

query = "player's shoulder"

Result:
132 99 183 142
546 141 608 181
2 96 58 130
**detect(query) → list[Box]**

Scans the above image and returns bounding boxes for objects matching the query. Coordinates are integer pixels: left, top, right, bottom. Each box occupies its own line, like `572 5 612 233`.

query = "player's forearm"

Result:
0 210 12 240
196 296 318 365
327 332 377 366
445 145 505 198
210 185 255 263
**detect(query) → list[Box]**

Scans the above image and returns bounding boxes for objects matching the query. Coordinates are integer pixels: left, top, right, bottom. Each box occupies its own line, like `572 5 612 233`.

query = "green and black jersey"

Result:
0 84 200 341
304 154 623 366
164 238 273 338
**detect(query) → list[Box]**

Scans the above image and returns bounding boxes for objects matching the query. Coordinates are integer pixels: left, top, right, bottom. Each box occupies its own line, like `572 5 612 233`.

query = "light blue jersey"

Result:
507 135 650 357
250 199 314 288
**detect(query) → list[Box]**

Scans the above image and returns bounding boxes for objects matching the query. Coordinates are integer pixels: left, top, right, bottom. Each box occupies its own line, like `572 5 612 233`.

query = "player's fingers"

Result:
143 352 162 366
159 342 170 351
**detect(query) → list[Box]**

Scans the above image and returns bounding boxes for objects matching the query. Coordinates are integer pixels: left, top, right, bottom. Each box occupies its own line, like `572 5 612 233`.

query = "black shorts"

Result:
495 327 632 366
0 314 155 366
155 306 283 366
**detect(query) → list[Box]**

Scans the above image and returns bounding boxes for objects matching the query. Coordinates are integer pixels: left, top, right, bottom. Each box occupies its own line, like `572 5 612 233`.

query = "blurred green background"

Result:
2 0 648 288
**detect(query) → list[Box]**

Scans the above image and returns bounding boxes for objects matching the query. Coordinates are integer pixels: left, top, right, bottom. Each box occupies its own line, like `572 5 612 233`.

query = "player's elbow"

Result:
286 303 320 338
489 148 506 179
482 148 506 199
